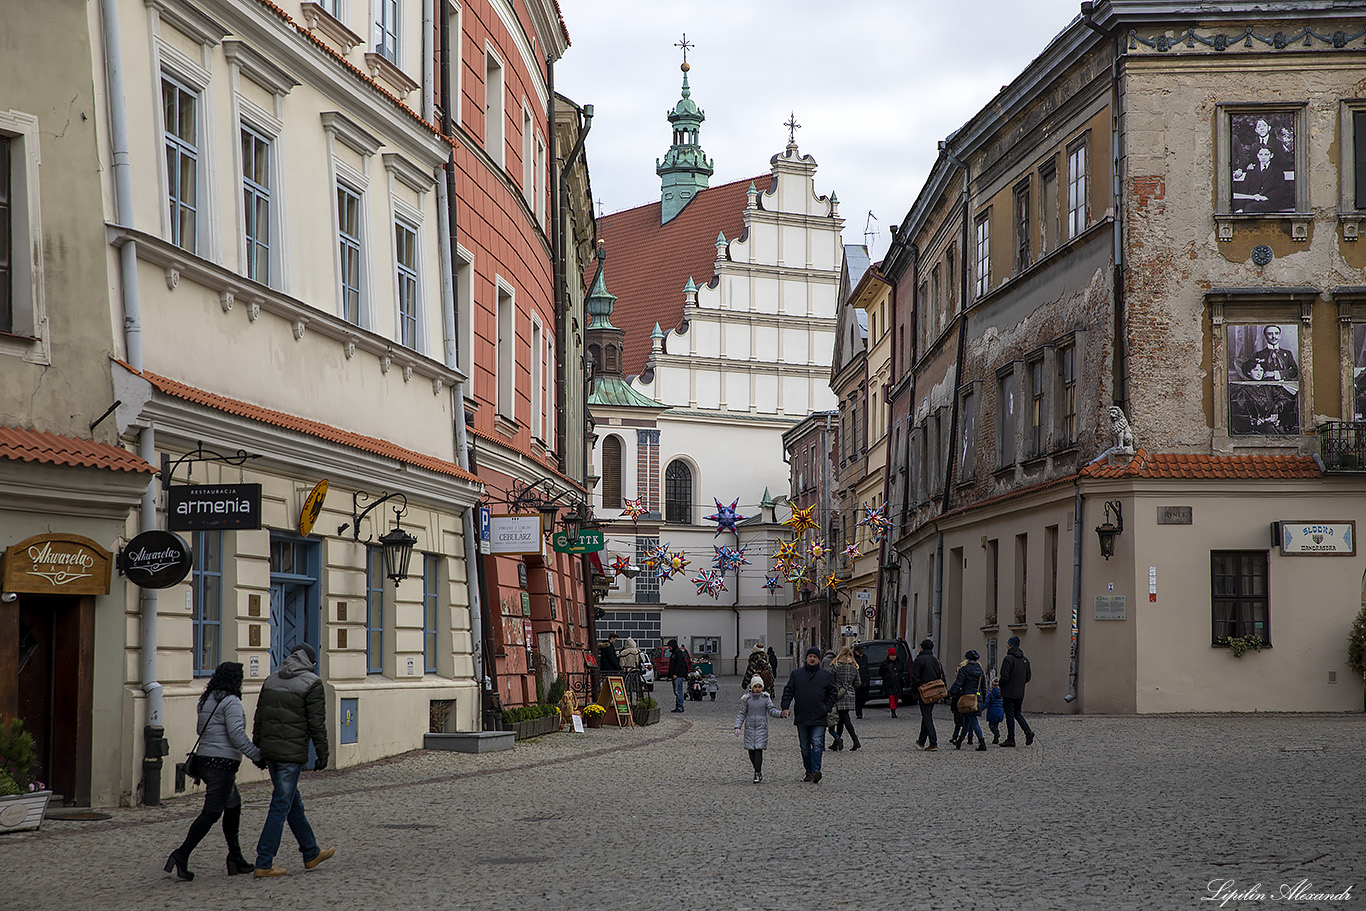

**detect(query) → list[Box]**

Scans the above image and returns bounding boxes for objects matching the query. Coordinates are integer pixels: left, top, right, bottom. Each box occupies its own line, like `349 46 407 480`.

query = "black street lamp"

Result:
1095 500 1124 561
347 491 418 583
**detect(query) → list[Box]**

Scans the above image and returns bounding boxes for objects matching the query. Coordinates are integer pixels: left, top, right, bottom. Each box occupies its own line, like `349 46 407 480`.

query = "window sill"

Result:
1051 443 1079 457
1021 454 1048 469
1035 620 1057 631
363 51 419 98
981 622 999 634
300 2 364 54
993 464 1016 479
1006 623 1029 633
1215 212 1311 243
494 414 519 438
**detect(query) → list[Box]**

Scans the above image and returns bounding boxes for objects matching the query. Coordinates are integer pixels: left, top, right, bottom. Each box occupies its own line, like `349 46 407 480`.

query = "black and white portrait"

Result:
1227 323 1299 435
1353 324 1366 421
1230 113 1296 214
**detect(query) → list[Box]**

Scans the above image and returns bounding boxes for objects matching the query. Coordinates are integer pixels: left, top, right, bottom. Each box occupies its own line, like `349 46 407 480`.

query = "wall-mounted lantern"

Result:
346 491 418 583
1095 500 1124 561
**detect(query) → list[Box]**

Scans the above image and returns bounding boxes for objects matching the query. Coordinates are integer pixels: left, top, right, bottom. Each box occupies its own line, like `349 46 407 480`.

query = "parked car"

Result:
637 648 655 683
855 638 913 703
652 644 691 679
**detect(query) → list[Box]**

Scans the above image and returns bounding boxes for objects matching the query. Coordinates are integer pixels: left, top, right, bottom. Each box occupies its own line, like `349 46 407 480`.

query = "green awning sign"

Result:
551 529 605 554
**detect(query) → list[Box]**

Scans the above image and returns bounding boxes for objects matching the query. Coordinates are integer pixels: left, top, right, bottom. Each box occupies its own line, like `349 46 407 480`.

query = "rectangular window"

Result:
484 50 504 166
1045 525 1059 622
444 3 461 124
945 247 955 317
535 136 546 224
1059 345 1076 446
1040 159 1059 253
997 369 1017 468
974 212 990 299
1068 140 1088 238
162 75 199 252
1356 111 1366 210
930 264 941 336
1028 357 1045 457
1211 551 1270 646
496 283 514 419
959 388 976 481
396 219 419 348
929 410 941 497
544 335 554 444
338 183 363 324
366 546 386 674
423 553 438 674
456 250 473 396
0 136 10 332
375 0 399 64
522 105 533 204
530 318 543 439
1014 533 1028 624
241 126 271 284
987 538 999 626
634 536 660 604
1015 180 1031 273
1226 322 1300 436
192 531 222 677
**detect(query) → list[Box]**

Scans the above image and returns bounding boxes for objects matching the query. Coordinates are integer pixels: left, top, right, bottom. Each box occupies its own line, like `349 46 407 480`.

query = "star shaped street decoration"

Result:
664 550 690 579
763 574 783 592
784 504 818 536
705 498 747 536
775 538 802 562
609 555 631 577
621 497 647 521
784 560 810 583
842 544 862 559
822 571 840 591
808 540 828 562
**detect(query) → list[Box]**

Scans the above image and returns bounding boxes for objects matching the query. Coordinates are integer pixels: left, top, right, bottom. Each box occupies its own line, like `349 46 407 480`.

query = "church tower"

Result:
585 241 626 378
655 58 713 225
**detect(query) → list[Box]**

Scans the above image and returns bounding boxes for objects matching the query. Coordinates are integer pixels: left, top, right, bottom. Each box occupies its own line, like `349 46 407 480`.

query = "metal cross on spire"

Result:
675 33 694 66
596 197 604 218
785 111 802 144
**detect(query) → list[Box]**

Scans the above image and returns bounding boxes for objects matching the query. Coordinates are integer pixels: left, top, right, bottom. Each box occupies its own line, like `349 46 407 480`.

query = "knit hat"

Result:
1008 636 1021 647
750 676 765 690
294 642 317 665
805 646 822 658
965 650 980 661
752 643 766 652
887 647 897 657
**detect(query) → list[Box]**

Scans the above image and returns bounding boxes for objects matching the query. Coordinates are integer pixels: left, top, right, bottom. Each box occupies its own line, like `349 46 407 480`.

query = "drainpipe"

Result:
554 91 593 466
101 0 166 805
438 3 489 724
821 412 833 649
1065 486 1083 705
421 0 435 123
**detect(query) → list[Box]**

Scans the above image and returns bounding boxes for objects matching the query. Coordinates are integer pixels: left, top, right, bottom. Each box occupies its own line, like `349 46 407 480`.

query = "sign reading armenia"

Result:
1 533 114 595
167 483 263 531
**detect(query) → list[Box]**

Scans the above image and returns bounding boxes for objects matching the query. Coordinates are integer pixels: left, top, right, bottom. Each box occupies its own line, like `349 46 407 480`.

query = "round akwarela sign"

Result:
121 530 193 589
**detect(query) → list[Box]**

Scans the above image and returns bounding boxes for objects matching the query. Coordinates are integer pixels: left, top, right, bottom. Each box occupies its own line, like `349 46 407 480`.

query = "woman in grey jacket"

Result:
165 661 263 880
733 676 782 783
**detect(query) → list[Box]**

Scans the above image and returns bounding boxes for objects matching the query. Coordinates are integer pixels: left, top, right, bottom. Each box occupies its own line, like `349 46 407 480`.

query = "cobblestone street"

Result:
1 680 1362 910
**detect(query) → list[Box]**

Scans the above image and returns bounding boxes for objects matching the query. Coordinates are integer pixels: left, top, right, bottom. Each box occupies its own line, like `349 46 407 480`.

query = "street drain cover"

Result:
482 856 550 865
46 812 113 821
377 823 436 830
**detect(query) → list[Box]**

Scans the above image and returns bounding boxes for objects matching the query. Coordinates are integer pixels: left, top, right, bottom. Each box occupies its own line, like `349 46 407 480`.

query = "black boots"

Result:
164 850 194 881
850 738 862 751
223 805 253 874
975 742 987 752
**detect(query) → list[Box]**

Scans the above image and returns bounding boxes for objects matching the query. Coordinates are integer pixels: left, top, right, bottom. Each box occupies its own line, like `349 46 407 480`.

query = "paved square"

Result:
1 680 1360 910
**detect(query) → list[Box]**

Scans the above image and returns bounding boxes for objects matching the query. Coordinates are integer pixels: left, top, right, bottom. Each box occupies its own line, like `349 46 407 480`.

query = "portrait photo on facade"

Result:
1227 323 1299 435
1230 112 1296 213
1353 325 1366 422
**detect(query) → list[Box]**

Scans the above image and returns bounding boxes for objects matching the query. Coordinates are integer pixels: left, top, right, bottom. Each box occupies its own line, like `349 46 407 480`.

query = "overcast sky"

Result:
556 0 1085 259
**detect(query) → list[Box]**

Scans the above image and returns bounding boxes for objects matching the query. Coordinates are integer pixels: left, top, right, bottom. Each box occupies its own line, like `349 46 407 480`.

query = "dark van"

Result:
855 638 912 702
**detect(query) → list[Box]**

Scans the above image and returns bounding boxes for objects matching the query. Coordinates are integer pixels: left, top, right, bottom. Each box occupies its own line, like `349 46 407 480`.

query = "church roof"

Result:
594 173 773 376
588 374 667 410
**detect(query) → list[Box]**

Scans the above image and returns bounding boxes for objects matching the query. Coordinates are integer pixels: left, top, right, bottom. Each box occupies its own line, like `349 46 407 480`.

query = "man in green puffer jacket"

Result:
251 642 334 877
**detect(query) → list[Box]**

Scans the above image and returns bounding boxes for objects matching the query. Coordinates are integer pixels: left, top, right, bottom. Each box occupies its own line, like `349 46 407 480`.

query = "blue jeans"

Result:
962 713 984 742
673 677 686 711
254 761 319 870
796 724 825 775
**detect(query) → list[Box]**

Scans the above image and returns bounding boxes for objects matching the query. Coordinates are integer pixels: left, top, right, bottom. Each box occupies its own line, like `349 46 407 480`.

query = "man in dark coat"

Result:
999 636 1034 747
599 633 622 673
910 639 946 751
852 644 870 719
780 647 839 783
251 642 333 876
767 646 780 678
666 638 691 713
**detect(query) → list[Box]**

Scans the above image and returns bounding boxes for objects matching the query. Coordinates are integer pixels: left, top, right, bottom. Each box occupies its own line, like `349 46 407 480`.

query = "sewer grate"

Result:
481 856 550 865
376 823 437 830
45 811 113 821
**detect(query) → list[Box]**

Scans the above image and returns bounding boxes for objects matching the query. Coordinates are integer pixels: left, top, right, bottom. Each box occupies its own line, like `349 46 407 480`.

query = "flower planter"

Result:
511 715 562 741
0 791 51 834
632 707 661 726
584 715 603 729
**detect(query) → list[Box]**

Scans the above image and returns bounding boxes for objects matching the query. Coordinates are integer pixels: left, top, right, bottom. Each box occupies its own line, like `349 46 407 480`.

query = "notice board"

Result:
597 676 633 727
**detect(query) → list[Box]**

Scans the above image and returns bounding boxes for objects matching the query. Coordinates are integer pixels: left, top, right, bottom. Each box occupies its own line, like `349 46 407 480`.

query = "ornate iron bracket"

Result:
161 441 261 486
343 490 409 542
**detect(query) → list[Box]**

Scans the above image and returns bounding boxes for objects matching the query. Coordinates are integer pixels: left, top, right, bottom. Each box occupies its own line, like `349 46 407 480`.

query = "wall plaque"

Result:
120 530 193 589
1 533 113 595
1094 595 1127 621
1277 521 1356 556
489 514 544 555
1157 506 1192 525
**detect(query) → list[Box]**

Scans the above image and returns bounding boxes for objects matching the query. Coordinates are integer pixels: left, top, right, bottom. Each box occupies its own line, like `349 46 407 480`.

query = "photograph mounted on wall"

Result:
1227 323 1299 435
1229 112 1296 214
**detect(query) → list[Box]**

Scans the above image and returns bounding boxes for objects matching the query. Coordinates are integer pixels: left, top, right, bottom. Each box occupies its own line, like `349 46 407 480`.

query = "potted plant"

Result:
1348 604 1366 711
1221 634 1265 658
0 719 50 834
632 696 660 726
581 704 607 729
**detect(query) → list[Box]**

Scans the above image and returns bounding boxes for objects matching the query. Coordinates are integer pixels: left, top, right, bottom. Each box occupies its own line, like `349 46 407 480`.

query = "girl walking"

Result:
829 646 862 751
734 676 782 782
985 676 1005 744
164 661 263 880
949 650 988 752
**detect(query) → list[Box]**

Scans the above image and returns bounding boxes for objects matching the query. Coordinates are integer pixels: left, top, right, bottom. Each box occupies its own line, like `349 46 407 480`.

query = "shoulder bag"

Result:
185 697 225 785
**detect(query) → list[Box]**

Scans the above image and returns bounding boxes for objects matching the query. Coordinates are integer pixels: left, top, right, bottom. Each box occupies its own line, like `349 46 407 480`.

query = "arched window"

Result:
588 344 602 376
664 460 692 524
602 435 622 509
605 345 618 374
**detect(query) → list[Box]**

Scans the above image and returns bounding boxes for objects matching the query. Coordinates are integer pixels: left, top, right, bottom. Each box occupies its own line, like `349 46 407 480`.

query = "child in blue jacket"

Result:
985 676 1005 744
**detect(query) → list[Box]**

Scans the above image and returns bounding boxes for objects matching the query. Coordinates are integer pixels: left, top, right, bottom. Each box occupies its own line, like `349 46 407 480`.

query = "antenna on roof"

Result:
864 211 878 251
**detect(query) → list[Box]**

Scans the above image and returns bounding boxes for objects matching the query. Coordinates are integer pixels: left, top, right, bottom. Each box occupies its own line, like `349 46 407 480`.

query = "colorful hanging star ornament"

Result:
842 544 862 559
770 557 789 576
784 503 819 536
763 574 783 592
621 497 647 521
822 571 840 590
712 544 751 576
705 498 747 536
775 538 802 563
691 569 727 598
641 541 671 572
609 555 631 577
808 540 828 562
784 559 810 583
663 550 690 579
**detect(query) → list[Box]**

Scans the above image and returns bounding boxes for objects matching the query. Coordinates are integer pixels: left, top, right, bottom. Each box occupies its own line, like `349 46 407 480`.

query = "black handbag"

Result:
185 698 224 785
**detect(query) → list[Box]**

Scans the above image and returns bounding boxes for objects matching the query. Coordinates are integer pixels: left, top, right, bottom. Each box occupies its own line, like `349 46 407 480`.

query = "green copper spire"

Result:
656 61 713 225
585 241 618 330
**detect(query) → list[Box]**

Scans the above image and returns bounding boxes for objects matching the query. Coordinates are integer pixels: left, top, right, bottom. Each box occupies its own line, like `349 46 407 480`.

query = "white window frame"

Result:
1067 135 1089 239
521 101 534 205
394 217 421 350
456 243 474 398
319 0 343 16
161 72 203 254
446 1 461 125
484 45 505 167
0 112 46 364
544 333 554 446
535 133 546 225
530 314 544 440
337 180 365 326
374 0 399 65
495 277 515 421
239 123 274 286
974 210 990 300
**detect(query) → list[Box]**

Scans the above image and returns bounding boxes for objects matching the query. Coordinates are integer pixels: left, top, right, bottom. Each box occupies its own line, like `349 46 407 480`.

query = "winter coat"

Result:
744 651 774 695
667 646 692 679
909 651 946 704
781 663 839 726
619 639 642 671
999 647 1032 700
854 651 871 688
947 660 987 715
253 648 328 766
832 661 859 711
734 692 782 749
599 641 621 672
878 656 906 696
767 647 779 675
985 686 1005 723
196 692 262 763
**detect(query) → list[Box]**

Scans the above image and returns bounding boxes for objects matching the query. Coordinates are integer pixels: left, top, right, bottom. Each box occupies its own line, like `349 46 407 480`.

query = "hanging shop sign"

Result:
1 534 113 596
166 483 262 532
551 529 605 554
1276 520 1355 556
298 479 329 537
120 530 193 589
488 514 544 555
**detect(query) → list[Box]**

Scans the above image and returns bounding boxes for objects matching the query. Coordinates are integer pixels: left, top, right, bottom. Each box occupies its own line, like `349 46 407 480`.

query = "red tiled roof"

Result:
0 427 156 474
594 174 772 376
1080 448 1321 480
118 362 480 485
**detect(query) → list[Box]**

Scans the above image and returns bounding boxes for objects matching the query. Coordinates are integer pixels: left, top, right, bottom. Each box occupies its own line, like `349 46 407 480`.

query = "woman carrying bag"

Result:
164 661 264 880
829 646 862 752
948 650 988 752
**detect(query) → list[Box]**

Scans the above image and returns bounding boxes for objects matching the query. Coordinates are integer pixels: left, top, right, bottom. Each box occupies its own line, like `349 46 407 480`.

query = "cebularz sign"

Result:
167 483 262 531
120 530 193 589
488 514 544 555
1277 520 1355 556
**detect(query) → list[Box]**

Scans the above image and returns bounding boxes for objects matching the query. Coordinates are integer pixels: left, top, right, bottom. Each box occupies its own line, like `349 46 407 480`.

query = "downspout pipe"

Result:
102 0 166 805
1065 485 1083 705
554 95 593 463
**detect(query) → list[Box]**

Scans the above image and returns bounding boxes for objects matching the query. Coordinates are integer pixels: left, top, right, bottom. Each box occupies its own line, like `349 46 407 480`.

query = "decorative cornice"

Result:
1127 24 1366 54
222 37 300 96
298 1 363 53
321 110 383 157
383 152 436 194
146 0 229 47
364 51 420 99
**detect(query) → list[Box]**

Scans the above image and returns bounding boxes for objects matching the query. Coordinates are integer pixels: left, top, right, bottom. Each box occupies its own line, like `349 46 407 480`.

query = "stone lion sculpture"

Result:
1108 406 1136 454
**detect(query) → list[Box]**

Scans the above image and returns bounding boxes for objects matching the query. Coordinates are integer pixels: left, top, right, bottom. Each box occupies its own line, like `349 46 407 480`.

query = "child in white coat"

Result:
734 676 783 783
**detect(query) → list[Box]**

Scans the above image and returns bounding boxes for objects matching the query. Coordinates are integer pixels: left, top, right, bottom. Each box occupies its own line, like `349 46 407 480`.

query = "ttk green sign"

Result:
551 529 605 554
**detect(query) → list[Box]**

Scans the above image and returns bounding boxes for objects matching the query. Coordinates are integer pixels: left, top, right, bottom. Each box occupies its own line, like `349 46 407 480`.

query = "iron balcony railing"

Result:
1316 421 1366 471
